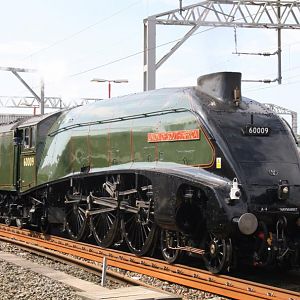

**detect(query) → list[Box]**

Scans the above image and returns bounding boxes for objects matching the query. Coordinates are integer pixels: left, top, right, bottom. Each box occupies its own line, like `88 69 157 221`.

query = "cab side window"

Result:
13 129 23 145
23 127 36 148
30 127 36 147
24 128 30 148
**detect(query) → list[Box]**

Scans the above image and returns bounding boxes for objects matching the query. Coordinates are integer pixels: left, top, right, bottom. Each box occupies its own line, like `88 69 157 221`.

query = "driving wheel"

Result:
65 196 88 241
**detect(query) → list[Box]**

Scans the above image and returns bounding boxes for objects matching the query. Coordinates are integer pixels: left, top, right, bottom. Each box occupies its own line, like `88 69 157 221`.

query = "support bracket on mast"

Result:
0 66 45 114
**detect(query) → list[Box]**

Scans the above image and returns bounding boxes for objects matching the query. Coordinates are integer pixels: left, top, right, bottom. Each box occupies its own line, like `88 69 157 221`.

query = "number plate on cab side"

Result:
243 125 271 136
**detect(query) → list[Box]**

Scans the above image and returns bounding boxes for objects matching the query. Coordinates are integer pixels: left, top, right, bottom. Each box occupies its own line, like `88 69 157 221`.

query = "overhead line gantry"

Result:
143 0 300 91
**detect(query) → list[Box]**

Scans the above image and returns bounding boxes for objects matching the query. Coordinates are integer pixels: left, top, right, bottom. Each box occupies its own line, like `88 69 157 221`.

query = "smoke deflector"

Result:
197 72 242 106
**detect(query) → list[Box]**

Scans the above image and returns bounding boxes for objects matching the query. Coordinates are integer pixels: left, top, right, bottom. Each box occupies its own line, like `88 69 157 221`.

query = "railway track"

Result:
0 224 299 300
0 236 153 291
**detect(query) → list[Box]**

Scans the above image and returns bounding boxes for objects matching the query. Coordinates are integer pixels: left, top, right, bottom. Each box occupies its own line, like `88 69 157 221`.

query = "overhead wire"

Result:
11 27 215 93
22 0 142 60
20 3 293 79
13 3 300 96
245 73 300 93
66 5 288 78
69 27 214 77
11 0 142 96
243 62 300 92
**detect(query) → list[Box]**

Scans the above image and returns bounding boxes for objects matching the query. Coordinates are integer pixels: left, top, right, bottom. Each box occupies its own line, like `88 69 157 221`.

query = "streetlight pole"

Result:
91 79 128 98
108 81 111 98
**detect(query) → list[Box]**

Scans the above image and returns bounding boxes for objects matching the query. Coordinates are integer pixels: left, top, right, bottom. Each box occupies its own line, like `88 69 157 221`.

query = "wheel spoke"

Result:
95 216 101 229
107 213 114 226
217 255 223 264
142 223 148 241
76 215 80 233
139 223 144 245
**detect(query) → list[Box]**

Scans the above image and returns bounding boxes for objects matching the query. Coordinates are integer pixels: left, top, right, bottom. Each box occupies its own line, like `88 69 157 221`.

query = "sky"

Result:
0 0 300 129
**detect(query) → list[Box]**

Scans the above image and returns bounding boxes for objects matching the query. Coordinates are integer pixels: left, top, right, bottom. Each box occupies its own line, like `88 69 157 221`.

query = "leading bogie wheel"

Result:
160 229 182 264
16 218 24 229
40 216 51 234
203 232 232 273
4 217 12 226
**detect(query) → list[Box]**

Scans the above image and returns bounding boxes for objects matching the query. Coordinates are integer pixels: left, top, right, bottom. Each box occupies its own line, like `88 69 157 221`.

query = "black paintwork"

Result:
193 73 300 223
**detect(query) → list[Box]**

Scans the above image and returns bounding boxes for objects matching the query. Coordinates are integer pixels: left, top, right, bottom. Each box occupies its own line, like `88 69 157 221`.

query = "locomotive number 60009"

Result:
243 125 270 136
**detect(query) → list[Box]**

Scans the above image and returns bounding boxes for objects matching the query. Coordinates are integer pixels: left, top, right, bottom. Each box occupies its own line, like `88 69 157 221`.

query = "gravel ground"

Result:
0 241 227 300
0 241 128 290
0 259 82 300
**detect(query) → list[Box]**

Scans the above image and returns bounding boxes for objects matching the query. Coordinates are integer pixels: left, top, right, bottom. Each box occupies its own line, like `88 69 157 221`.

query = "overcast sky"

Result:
0 0 300 128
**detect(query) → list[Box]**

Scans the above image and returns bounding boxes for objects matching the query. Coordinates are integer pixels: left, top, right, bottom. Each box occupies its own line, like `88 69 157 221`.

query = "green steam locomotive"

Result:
0 72 299 273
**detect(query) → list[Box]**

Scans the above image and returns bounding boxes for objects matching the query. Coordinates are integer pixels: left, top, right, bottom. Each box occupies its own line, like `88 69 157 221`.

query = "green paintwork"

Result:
17 113 61 192
0 112 61 193
37 88 214 185
20 150 36 191
0 130 15 190
0 89 215 192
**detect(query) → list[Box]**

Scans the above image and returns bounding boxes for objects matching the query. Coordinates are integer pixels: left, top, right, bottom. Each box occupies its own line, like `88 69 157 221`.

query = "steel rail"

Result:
0 224 299 300
0 235 168 293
